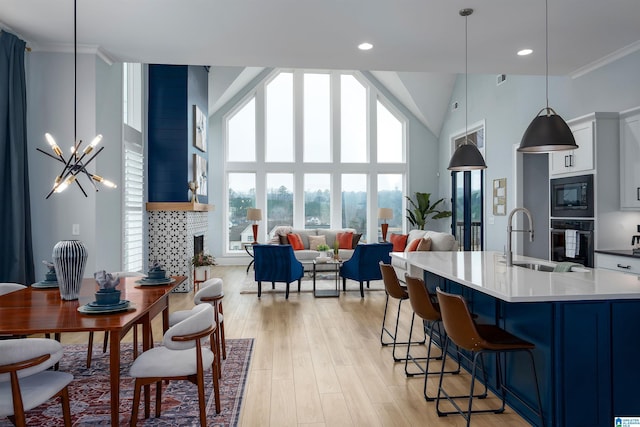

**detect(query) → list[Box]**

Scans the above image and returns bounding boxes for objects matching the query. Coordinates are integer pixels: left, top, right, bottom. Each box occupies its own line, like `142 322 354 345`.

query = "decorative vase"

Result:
52 240 88 300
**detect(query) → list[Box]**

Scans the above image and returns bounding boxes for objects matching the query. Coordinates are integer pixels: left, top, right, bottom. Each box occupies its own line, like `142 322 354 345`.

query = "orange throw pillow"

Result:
336 232 353 249
406 238 421 252
287 233 304 251
390 233 408 252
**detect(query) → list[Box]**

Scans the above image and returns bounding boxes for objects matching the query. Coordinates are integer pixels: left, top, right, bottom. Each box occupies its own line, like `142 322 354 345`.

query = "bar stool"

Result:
404 274 460 400
435 288 545 427
379 263 425 362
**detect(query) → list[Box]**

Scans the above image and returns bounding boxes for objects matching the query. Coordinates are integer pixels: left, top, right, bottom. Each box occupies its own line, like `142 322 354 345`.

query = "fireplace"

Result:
194 235 204 257
147 208 210 292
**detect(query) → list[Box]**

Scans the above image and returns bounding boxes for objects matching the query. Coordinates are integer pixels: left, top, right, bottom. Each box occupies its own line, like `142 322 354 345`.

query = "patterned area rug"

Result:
0 339 253 426
240 272 385 295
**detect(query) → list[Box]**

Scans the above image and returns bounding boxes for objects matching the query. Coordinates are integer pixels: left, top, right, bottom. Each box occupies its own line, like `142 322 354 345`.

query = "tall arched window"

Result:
223 70 407 253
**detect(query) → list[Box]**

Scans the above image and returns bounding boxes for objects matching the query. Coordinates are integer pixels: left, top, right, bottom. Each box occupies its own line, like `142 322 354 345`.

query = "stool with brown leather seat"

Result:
404 274 460 400
435 287 544 427
379 263 425 362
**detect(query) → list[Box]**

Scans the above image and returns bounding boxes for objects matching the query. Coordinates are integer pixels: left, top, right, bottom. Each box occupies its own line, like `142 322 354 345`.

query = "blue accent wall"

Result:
148 64 208 203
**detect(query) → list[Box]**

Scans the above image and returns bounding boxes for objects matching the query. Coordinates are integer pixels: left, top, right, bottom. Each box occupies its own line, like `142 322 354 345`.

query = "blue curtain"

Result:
0 31 34 285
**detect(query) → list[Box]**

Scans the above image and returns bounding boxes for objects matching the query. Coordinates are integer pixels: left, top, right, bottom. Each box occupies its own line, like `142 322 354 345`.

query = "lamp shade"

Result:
448 143 487 171
518 108 578 153
378 208 393 221
246 208 262 221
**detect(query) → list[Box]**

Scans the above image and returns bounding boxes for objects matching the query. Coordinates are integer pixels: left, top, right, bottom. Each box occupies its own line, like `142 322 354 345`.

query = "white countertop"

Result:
391 251 640 303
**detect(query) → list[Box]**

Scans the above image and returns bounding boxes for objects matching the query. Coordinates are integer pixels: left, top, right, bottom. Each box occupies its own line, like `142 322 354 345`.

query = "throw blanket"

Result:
553 262 584 272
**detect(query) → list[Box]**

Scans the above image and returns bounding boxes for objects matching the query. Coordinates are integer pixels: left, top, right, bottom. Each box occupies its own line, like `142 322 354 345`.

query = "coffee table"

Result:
312 259 342 297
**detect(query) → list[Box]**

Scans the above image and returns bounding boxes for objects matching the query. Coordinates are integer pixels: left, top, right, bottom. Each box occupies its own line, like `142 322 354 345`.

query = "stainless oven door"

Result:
550 228 594 267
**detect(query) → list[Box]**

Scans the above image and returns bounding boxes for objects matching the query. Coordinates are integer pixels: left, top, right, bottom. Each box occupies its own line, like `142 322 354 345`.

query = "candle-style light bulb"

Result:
54 175 76 193
83 134 103 154
45 133 63 156
92 174 117 188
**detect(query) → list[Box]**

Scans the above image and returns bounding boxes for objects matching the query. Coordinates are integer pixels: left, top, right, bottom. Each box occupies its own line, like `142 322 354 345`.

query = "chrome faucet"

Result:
506 207 534 266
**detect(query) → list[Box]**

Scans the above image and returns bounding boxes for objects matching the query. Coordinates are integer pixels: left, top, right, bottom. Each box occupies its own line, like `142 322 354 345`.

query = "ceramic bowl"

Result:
147 270 166 279
94 289 121 306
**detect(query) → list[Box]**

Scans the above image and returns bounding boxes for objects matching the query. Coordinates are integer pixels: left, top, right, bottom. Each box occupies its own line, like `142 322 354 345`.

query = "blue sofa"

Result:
253 244 304 299
340 243 393 297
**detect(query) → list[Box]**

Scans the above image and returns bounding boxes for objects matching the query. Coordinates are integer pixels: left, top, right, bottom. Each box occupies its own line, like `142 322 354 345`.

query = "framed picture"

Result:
493 178 507 215
193 154 207 196
193 105 207 152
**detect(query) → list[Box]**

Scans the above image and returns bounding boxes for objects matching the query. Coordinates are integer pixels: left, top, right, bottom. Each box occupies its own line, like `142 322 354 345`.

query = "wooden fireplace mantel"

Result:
146 202 214 212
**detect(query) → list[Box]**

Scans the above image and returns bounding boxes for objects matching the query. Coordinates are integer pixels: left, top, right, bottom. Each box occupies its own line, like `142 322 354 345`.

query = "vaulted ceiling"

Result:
2 0 640 136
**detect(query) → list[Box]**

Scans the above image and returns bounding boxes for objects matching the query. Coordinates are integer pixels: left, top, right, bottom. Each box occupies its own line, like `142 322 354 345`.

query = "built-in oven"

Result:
550 219 594 267
550 174 594 218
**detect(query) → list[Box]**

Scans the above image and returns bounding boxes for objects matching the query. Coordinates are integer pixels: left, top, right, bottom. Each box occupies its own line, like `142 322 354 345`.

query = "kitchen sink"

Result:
503 261 589 273
511 262 556 272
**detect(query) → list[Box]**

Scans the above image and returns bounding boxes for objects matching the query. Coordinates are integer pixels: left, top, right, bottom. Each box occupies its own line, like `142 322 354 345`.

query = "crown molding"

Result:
28 43 114 65
571 40 640 79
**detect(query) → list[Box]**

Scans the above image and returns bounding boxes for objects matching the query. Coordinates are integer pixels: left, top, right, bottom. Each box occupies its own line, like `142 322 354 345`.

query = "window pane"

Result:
228 98 256 162
304 174 330 229
266 73 293 162
228 173 256 251
304 73 330 162
378 174 403 240
267 173 294 234
341 75 367 163
342 174 367 241
377 100 403 163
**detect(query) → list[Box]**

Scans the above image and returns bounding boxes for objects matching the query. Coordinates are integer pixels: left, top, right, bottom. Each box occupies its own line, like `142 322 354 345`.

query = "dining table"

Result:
0 275 184 425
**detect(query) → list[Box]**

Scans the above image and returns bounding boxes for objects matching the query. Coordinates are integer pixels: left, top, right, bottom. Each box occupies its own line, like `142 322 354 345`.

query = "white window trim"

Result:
223 69 409 255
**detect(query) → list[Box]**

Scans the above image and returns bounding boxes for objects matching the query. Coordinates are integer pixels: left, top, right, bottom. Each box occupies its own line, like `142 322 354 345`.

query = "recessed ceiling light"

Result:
517 49 533 56
358 42 373 51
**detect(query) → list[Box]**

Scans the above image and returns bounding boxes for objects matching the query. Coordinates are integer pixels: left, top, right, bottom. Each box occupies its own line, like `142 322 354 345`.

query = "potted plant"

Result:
332 240 340 260
316 243 331 258
191 252 217 281
405 192 452 230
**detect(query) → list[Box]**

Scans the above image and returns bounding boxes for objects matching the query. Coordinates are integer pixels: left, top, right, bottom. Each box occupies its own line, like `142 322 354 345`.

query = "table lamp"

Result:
378 208 393 242
246 208 262 244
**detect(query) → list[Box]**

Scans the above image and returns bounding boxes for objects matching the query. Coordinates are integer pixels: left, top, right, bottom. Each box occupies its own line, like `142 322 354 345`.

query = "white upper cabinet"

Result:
620 107 640 210
550 119 594 176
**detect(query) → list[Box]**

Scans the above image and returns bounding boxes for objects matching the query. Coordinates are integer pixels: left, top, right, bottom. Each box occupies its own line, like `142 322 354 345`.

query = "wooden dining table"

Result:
0 275 184 425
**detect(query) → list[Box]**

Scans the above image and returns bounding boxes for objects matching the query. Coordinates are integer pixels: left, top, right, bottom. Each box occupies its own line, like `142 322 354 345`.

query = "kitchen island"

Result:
392 250 640 427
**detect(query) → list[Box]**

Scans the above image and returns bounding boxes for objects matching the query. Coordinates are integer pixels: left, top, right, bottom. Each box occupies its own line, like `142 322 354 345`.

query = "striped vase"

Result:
52 240 88 300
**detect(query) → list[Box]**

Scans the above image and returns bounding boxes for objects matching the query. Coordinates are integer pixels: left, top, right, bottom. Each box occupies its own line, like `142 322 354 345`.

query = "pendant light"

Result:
37 0 116 198
448 8 487 171
518 0 577 153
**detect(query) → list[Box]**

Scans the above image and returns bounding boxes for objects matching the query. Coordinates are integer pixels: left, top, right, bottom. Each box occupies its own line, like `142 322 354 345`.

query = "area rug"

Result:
240 272 385 295
0 339 253 426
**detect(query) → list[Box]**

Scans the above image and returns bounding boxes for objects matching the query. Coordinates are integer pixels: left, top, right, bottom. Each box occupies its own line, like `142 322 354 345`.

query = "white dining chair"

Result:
129 304 221 425
0 284 27 340
168 278 226 378
0 338 73 426
0 283 26 296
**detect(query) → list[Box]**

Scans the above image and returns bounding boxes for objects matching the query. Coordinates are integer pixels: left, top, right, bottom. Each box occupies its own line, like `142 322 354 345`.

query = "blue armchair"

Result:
253 244 305 299
340 243 393 297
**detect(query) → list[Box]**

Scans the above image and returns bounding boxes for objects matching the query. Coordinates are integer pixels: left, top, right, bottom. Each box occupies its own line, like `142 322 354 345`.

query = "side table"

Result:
313 259 342 297
244 243 255 273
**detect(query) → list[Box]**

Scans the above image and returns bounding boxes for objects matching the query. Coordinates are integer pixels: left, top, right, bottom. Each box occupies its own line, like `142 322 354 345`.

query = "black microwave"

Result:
550 174 594 218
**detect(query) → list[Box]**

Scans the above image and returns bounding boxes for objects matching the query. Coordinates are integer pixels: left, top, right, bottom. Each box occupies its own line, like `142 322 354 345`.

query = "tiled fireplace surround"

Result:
148 208 209 292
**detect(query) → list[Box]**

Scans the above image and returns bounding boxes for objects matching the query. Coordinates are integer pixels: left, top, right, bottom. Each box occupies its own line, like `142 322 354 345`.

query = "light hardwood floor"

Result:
59 265 531 427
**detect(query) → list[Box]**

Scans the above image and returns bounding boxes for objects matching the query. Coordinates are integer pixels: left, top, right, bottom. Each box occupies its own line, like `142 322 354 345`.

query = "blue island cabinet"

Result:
429 273 640 427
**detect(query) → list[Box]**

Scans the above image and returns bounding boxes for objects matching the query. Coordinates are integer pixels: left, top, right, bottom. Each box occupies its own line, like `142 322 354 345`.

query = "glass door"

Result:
452 170 484 251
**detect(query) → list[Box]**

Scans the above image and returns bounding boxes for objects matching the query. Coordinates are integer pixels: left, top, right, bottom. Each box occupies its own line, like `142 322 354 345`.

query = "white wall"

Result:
26 52 122 279
437 50 640 252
